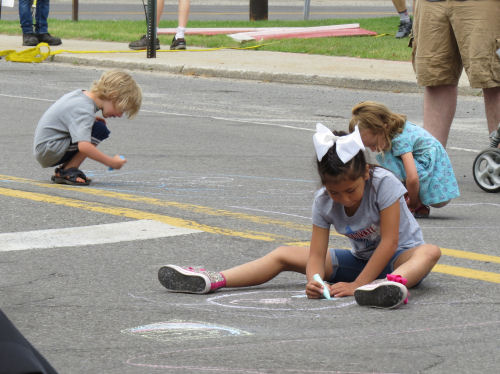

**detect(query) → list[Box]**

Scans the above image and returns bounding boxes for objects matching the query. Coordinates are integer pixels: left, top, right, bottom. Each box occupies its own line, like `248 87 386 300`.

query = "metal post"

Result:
147 0 157 58
72 0 78 21
304 0 311 20
249 0 268 21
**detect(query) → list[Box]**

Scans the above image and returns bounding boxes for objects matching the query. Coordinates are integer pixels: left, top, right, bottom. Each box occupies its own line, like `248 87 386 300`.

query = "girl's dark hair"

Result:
316 130 367 185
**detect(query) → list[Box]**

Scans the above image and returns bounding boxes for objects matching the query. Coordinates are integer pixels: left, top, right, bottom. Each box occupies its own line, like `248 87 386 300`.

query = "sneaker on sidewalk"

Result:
170 37 186 50
395 19 412 39
158 264 225 294
129 34 160 50
23 33 39 46
36 33 62 46
354 278 408 309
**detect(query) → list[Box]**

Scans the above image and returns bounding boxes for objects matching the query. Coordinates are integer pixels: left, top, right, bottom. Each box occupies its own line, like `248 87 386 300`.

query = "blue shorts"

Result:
53 120 110 166
327 248 408 283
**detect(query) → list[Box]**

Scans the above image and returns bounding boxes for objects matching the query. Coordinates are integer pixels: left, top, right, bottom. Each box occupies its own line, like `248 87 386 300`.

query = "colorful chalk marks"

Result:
121 320 252 342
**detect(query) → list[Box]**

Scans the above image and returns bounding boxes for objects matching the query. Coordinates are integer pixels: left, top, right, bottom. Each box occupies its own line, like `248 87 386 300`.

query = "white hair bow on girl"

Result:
313 123 365 163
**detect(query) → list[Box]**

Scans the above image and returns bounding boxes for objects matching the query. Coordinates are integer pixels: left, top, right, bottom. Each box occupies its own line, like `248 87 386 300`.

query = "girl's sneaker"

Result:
412 204 430 218
354 275 408 309
158 264 226 294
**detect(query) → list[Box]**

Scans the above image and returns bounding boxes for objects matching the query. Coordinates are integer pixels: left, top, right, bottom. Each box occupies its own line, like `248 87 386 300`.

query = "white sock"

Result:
175 27 185 39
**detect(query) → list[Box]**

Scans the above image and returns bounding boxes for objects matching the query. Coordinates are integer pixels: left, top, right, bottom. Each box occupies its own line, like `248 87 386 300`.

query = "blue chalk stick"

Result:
313 273 331 300
108 155 125 171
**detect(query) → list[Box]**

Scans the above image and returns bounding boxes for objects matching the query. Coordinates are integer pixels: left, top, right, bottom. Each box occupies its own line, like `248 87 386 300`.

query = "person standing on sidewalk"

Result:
129 0 190 51
19 0 62 46
412 0 500 148
392 0 412 38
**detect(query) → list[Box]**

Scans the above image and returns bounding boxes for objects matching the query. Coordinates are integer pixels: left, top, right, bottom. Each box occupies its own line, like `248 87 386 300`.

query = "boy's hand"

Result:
306 279 332 299
110 154 127 170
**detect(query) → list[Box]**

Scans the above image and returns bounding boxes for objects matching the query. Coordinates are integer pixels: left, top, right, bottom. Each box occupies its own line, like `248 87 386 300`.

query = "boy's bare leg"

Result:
56 152 88 183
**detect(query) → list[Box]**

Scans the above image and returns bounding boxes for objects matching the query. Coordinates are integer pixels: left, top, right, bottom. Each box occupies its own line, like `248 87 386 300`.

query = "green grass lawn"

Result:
0 17 412 61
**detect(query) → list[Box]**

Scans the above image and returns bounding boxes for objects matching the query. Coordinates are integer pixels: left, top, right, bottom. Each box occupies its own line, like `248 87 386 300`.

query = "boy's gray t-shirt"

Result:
33 89 99 167
312 167 424 260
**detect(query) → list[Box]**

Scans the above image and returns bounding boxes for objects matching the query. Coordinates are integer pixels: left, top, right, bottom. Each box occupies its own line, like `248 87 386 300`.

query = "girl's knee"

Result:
422 244 441 264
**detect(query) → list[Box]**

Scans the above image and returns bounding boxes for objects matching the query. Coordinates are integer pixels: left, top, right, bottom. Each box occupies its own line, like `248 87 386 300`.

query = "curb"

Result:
51 54 482 96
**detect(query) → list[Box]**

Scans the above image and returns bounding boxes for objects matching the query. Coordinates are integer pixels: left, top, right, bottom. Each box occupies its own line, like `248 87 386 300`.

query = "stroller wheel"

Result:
472 148 500 193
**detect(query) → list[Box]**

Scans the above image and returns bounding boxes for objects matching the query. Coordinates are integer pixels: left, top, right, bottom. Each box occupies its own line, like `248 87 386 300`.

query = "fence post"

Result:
304 0 310 20
249 0 268 21
72 0 78 21
147 0 157 58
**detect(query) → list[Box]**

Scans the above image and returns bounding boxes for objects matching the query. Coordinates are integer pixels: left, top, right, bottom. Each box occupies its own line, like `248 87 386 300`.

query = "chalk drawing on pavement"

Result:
207 290 356 311
121 320 252 343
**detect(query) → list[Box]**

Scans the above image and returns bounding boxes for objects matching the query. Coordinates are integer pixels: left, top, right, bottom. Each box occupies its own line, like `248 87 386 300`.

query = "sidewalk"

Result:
0 34 475 95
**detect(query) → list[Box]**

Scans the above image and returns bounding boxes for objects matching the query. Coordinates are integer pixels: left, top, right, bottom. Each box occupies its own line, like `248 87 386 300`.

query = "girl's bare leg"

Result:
392 244 441 287
221 246 313 288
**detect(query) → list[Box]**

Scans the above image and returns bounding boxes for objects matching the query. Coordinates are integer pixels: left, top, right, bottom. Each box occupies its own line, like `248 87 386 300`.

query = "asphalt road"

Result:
0 61 499 373
0 1 402 22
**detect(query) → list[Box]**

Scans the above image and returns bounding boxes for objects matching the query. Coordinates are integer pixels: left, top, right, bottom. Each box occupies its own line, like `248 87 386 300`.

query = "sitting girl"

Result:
158 124 441 309
350 101 460 218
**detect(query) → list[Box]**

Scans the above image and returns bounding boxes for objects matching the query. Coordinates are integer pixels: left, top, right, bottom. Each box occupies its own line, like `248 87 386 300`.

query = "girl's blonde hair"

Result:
348 101 406 151
90 70 142 118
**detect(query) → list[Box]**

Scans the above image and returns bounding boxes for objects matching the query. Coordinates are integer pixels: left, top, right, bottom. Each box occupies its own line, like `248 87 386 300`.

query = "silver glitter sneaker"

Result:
158 264 225 294
354 278 408 309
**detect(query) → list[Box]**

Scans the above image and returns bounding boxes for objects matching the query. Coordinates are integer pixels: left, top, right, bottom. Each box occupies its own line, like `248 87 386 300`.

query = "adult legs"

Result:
156 0 165 25
423 85 458 148
34 0 49 34
484 87 500 139
392 0 407 13
18 0 34 34
178 0 190 29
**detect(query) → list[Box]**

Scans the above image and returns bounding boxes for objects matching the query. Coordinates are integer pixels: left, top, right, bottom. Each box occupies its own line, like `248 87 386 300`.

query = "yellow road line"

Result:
0 174 318 233
433 264 500 284
440 248 500 265
1 174 500 265
1 183 499 284
0 187 296 243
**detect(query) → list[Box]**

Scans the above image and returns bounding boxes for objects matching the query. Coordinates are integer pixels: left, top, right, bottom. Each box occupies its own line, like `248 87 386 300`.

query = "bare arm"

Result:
400 151 421 209
331 200 400 297
305 224 331 299
78 141 127 169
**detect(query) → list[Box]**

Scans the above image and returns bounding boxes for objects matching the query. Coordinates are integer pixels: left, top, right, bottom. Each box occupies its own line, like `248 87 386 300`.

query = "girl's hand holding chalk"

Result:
108 155 126 170
313 273 332 300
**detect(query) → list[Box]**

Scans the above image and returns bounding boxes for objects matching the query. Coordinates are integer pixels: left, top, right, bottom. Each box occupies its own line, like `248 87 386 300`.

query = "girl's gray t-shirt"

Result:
312 167 424 260
33 89 98 167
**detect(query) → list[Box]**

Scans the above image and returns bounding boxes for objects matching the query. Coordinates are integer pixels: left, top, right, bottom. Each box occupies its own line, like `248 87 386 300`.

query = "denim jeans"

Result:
18 0 50 34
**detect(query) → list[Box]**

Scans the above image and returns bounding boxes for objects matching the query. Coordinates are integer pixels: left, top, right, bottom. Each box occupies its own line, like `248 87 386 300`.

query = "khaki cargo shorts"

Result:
412 0 500 88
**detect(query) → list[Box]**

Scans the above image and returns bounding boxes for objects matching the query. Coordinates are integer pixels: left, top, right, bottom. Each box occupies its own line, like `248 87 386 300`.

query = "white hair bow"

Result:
313 123 365 163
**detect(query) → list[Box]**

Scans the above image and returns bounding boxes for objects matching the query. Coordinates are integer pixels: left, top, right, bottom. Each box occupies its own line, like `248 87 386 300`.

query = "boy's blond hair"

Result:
90 70 142 118
348 101 406 152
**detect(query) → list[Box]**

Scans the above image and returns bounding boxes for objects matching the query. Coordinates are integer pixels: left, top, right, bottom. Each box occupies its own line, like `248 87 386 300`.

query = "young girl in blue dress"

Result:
349 101 460 218
158 125 441 309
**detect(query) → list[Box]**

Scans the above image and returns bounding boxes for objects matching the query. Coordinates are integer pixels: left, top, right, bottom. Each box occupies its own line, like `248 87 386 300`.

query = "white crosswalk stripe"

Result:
0 220 201 252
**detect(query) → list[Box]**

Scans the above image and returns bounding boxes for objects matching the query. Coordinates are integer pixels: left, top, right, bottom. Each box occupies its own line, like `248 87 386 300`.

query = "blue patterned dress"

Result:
375 121 460 205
